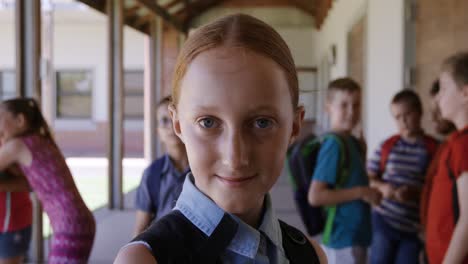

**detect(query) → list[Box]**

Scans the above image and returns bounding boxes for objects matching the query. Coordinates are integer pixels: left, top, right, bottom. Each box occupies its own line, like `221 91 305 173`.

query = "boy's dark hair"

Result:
1 98 54 140
327 77 361 101
442 51 468 88
430 80 440 97
391 89 423 115
157 96 172 109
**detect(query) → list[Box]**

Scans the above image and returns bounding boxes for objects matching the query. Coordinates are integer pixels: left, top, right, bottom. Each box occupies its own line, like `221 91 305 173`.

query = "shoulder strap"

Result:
133 210 238 264
279 220 320 264
422 135 439 158
320 133 350 245
380 135 401 173
147 156 167 215
445 129 468 224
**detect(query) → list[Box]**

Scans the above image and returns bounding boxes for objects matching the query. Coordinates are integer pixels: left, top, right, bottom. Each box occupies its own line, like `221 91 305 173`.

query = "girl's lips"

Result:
215 174 256 187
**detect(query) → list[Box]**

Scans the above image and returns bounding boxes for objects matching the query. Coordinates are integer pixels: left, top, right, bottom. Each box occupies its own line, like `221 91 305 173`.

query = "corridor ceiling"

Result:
76 0 332 34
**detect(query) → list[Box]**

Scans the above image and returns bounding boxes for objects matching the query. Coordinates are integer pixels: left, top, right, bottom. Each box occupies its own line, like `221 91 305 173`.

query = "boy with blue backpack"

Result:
133 96 189 236
305 78 381 263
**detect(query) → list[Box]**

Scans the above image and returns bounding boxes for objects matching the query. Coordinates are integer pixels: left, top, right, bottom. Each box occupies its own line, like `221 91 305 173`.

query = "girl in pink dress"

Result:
0 98 95 264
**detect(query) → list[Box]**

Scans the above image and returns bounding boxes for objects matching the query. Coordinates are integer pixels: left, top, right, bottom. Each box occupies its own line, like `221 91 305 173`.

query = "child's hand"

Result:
361 187 382 206
379 183 396 200
394 186 416 203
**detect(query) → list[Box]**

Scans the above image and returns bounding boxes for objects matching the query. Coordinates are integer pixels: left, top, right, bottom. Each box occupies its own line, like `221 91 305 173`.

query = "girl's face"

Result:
170 47 303 217
438 71 468 124
156 103 183 148
0 107 26 143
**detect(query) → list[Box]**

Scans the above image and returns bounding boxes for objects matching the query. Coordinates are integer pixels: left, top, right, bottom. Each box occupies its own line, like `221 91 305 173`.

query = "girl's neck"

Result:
167 145 188 172
453 110 468 131
233 196 265 228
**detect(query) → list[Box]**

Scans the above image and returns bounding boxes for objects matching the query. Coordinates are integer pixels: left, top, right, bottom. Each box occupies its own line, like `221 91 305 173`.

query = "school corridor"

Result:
1 0 467 263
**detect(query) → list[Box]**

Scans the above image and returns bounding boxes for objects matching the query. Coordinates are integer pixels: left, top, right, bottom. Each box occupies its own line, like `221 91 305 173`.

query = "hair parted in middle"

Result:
171 14 299 109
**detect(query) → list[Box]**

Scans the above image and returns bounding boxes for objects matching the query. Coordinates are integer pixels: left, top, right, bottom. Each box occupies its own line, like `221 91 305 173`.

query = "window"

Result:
0 71 16 101
56 70 93 119
124 70 144 119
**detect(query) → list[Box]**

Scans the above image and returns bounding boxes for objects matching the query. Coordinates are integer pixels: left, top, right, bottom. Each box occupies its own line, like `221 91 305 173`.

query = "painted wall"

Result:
365 0 405 153
312 0 406 153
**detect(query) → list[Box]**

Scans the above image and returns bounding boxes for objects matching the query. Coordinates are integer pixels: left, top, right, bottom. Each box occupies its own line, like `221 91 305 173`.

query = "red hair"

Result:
171 14 298 108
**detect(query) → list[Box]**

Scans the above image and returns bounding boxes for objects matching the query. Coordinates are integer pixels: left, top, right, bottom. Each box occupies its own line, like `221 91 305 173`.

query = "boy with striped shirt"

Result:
367 90 438 264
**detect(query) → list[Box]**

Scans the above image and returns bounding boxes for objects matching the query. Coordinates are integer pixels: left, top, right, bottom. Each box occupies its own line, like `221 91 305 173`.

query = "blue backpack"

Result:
286 133 350 244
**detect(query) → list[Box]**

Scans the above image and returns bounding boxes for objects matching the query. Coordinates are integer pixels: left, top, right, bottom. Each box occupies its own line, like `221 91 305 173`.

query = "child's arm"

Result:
443 172 468 264
308 238 328 263
308 180 381 207
114 245 157 264
0 139 23 171
134 210 153 236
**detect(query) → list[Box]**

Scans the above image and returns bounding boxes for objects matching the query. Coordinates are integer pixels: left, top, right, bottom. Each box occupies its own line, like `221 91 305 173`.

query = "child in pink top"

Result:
0 98 95 264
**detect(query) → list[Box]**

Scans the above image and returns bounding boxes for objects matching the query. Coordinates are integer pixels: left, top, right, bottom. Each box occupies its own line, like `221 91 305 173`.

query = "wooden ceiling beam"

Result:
289 0 315 16
182 0 225 27
124 5 141 18
163 0 184 9
134 0 186 32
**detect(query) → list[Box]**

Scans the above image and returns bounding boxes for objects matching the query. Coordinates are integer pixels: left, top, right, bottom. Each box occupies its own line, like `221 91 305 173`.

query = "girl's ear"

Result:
168 103 184 143
289 106 305 145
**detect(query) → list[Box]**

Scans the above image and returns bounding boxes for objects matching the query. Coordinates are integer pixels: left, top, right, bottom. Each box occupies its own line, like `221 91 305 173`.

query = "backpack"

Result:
286 133 351 244
133 210 320 264
379 134 439 173
445 129 468 224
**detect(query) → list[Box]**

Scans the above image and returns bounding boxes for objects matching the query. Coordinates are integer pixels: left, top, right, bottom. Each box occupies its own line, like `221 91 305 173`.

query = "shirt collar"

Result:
174 174 283 259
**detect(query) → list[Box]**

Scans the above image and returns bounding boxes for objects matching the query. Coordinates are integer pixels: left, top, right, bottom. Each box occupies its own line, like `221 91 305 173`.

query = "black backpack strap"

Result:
132 210 238 263
447 158 460 224
279 220 320 264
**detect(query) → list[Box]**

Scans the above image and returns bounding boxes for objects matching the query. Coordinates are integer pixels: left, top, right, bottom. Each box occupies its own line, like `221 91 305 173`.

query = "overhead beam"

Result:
289 0 316 16
135 0 185 32
181 0 226 27
124 5 141 18
163 0 183 9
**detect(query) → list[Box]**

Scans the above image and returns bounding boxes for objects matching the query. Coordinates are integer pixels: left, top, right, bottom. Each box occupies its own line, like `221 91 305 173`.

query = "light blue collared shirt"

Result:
173 173 290 264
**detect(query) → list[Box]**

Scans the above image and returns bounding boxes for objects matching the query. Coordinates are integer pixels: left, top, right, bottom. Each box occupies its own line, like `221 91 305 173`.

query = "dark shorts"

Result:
0 226 32 258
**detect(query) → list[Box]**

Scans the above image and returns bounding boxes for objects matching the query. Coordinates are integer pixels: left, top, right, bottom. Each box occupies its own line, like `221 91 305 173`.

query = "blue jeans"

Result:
370 212 422 264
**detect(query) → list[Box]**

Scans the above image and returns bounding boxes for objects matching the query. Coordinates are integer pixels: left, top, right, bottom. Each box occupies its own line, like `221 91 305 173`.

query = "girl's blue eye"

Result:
255 118 272 129
199 118 217 129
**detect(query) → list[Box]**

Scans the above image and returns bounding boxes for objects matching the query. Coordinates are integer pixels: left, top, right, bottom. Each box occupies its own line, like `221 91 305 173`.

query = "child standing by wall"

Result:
0 98 95 263
134 96 189 235
426 52 468 264
367 90 438 264
308 78 381 264
0 167 32 264
115 14 327 263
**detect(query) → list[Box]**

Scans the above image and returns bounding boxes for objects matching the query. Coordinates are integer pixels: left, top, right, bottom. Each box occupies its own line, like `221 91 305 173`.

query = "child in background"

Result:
367 90 438 264
426 52 468 264
420 80 456 230
308 77 381 264
115 14 327 263
0 167 31 264
0 98 95 264
134 96 189 236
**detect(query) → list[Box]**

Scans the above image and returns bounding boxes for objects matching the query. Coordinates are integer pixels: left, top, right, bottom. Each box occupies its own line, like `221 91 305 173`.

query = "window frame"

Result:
55 69 94 120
